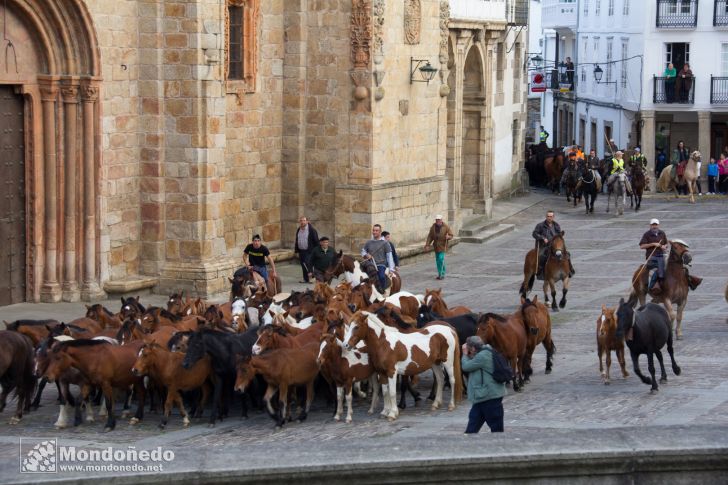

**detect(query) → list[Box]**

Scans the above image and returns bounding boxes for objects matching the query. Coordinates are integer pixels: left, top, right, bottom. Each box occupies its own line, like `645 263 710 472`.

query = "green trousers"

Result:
435 251 446 277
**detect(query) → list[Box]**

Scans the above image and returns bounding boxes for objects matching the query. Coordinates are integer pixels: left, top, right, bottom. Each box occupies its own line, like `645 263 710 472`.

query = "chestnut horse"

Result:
544 148 564 193
596 305 629 384
519 296 556 381
85 304 122 329
476 312 527 392
629 163 646 211
343 311 462 421
629 240 701 339
520 233 572 311
424 288 471 317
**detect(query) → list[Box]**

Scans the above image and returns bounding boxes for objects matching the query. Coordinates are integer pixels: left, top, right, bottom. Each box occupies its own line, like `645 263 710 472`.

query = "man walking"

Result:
639 218 668 295
424 215 453 280
294 216 319 284
361 224 395 291
462 336 506 434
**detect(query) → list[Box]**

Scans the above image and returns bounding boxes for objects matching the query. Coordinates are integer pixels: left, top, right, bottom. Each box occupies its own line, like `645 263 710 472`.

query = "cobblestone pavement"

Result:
2 191 728 482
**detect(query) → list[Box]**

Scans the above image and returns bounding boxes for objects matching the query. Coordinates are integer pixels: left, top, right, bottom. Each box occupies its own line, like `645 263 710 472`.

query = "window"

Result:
722 43 728 76
226 0 259 94
623 0 630 15
496 42 505 82
608 0 614 16
620 41 628 89
584 0 589 16
606 39 613 83
595 0 601 15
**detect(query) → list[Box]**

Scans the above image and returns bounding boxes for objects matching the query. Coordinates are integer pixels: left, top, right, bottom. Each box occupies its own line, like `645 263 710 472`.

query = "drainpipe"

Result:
553 32 559 147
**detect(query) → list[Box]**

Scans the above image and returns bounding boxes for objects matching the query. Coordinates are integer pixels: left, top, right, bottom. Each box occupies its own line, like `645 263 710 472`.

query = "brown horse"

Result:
132 342 212 428
140 307 200 333
251 322 324 355
629 240 701 339
4 320 61 346
520 233 572 311
544 148 564 193
85 304 122 329
475 312 527 392
235 344 320 428
232 266 282 298
519 296 556 381
44 339 146 431
629 163 646 211
596 305 629 384
0 331 36 424
424 288 471 316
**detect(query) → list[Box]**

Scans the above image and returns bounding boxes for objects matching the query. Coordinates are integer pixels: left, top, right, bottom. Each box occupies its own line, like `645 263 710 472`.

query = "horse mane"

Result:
101 306 115 317
480 312 506 323
147 307 181 322
374 307 410 330
520 298 537 312
54 339 112 349
6 319 59 329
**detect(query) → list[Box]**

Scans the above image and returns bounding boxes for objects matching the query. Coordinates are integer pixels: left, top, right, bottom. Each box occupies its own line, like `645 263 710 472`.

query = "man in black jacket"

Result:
532 210 574 278
294 216 319 283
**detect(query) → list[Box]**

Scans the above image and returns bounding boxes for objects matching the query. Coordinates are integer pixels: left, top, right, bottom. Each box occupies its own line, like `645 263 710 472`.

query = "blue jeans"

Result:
252 265 268 282
465 397 504 433
376 264 387 290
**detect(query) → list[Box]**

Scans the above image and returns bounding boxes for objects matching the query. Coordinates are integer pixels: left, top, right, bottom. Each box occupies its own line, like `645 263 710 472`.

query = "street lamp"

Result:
410 58 438 84
593 64 615 84
531 54 543 69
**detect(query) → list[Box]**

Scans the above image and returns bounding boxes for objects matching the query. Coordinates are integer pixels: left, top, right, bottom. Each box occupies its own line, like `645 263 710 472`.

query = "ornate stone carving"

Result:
404 0 421 45
81 84 99 102
351 70 370 113
61 86 79 103
439 0 450 65
39 83 59 102
351 0 372 69
372 0 385 64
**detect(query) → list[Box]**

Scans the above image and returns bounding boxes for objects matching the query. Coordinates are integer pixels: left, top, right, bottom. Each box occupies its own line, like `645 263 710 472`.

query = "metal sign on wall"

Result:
530 71 546 93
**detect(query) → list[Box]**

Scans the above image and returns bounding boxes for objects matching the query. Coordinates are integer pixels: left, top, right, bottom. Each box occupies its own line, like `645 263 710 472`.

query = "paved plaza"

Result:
2 191 728 483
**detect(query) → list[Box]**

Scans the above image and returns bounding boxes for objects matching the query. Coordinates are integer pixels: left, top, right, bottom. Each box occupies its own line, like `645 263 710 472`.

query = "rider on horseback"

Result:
639 219 668 295
606 151 632 194
361 224 395 292
532 211 575 279
560 151 579 190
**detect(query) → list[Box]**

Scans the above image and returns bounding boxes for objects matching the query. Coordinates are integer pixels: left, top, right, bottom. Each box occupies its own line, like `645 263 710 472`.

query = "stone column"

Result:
39 78 61 302
698 111 711 182
446 31 471 221
81 81 103 299
61 82 80 301
641 110 656 191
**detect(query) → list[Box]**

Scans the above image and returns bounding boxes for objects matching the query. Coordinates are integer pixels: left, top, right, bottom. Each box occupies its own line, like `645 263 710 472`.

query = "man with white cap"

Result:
424 214 453 280
639 218 668 294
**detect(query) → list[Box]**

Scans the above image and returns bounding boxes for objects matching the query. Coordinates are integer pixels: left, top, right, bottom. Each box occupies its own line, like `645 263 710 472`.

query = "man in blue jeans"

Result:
361 224 395 292
461 335 506 433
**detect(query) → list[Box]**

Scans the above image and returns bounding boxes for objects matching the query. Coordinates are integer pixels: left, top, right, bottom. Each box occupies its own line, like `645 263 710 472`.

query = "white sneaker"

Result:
699 193 702 196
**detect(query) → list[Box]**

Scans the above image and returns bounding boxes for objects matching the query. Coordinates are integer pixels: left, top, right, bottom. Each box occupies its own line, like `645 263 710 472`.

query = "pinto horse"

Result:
0 331 36 424
232 266 282 298
519 296 556 380
616 299 680 393
475 312 527 392
629 240 701 339
629 164 646 211
520 233 572 311
344 311 462 421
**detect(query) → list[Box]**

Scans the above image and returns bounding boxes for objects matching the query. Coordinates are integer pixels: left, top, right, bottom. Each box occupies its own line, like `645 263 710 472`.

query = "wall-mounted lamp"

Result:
410 58 438 84
531 54 543 69
593 64 616 84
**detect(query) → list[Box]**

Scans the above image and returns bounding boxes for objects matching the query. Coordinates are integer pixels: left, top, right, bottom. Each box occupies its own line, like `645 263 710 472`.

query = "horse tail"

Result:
452 333 464 403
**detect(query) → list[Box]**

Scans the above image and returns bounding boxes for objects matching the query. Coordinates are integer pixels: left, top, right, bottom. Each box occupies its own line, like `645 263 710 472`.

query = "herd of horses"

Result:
527 144 702 215
0 230 707 431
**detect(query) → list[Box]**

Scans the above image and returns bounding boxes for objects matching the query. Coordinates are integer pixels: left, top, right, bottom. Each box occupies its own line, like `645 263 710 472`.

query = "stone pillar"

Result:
641 110 656 191
61 81 80 301
447 31 471 222
81 81 103 300
698 111 711 181
39 78 61 302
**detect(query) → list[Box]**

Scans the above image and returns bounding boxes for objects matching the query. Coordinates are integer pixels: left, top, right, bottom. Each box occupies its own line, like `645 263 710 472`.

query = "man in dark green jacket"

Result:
308 236 336 282
461 336 506 433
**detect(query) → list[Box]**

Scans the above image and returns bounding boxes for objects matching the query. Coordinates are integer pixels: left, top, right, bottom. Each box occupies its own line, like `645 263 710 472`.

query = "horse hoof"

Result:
387 417 396 422
448 404 455 411
676 334 683 340
103 427 114 433
559 301 566 309
650 388 659 394
545 368 552 375
673 366 681 376
129 417 140 425
158 423 166 430
603 380 610 385
551 307 559 312
334 416 341 422
431 405 439 411
85 416 95 423
9 417 21 425
660 377 667 383
207 423 216 429
345 418 352 424
121 410 131 418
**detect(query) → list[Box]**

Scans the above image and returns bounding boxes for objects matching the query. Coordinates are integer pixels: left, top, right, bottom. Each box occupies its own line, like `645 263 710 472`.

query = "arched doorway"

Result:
0 0 101 303
461 46 486 212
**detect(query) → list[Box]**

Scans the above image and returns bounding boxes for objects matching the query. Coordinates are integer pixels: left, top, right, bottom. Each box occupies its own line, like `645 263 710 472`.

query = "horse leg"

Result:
176 392 191 427
379 381 390 418
559 284 569 309
646 352 658 393
542 279 549 304
430 366 444 410
666 326 681 376
618 346 629 378
276 384 288 428
550 282 558 311
445 362 457 411
160 389 175 429
654 349 668 383
662 298 678 338
675 301 686 340
30 377 48 410
511 357 522 392
102 384 116 432
130 381 145 424
344 382 354 423
81 384 95 423
598 345 605 381
386 376 399 420
630 350 651 386
334 386 344 421
367 375 380 415
296 381 313 422
605 349 612 384
208 374 224 427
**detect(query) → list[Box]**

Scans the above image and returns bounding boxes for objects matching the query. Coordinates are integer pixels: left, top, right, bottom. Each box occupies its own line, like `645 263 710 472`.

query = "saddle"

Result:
676 161 687 178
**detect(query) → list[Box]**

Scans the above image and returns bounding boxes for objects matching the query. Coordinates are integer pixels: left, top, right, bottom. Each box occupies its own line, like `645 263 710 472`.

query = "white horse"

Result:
606 171 628 216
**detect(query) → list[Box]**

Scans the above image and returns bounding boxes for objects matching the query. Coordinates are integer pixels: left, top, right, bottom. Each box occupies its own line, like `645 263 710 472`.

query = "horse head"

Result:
343 312 369 351
598 304 617 338
669 239 692 266
615 298 634 339
476 313 505 344
549 232 566 261
690 150 701 163
181 331 206 369
519 296 544 334
323 250 345 282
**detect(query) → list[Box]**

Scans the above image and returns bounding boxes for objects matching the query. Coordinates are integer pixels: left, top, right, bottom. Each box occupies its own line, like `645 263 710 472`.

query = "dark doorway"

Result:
666 42 689 72
0 86 26 305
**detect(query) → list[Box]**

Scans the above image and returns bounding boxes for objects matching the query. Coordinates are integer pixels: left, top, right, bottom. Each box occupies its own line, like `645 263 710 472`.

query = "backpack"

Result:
489 347 515 384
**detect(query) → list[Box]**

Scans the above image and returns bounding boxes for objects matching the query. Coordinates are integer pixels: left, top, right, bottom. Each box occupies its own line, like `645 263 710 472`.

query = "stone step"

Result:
458 215 499 237
459 223 515 244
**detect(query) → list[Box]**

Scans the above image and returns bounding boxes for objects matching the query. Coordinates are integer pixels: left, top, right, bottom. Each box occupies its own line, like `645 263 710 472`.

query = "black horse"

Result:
182 328 260 426
564 165 581 206
616 299 681 393
579 168 599 214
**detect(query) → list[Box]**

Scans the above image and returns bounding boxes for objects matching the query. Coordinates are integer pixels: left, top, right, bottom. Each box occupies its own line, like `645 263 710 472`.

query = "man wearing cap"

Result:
560 151 579 190
308 236 335 282
628 147 648 171
425 215 453 280
639 219 669 294
606 150 629 192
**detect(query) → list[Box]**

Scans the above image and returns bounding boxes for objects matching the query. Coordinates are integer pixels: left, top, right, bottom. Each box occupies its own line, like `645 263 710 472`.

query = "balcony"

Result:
656 0 698 28
449 0 507 23
653 76 695 104
541 0 577 32
711 76 728 104
715 0 728 25
545 69 575 92
506 0 529 26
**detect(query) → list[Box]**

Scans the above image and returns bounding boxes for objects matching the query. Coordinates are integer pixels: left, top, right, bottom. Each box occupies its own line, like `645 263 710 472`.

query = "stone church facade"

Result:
0 0 526 304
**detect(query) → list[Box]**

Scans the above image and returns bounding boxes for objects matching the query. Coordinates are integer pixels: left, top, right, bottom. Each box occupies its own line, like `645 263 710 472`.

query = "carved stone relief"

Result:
404 0 421 45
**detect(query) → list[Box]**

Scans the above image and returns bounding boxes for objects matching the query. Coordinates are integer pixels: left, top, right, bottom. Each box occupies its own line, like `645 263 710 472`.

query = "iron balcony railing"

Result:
711 76 728 104
507 0 529 26
656 0 699 28
653 75 695 104
546 69 576 91
715 0 728 25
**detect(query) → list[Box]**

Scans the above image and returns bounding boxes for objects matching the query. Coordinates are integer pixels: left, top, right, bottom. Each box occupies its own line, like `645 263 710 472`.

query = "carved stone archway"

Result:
0 0 102 303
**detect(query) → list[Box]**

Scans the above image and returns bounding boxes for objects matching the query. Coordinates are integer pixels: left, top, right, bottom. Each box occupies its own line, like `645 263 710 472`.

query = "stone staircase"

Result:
458 214 515 244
